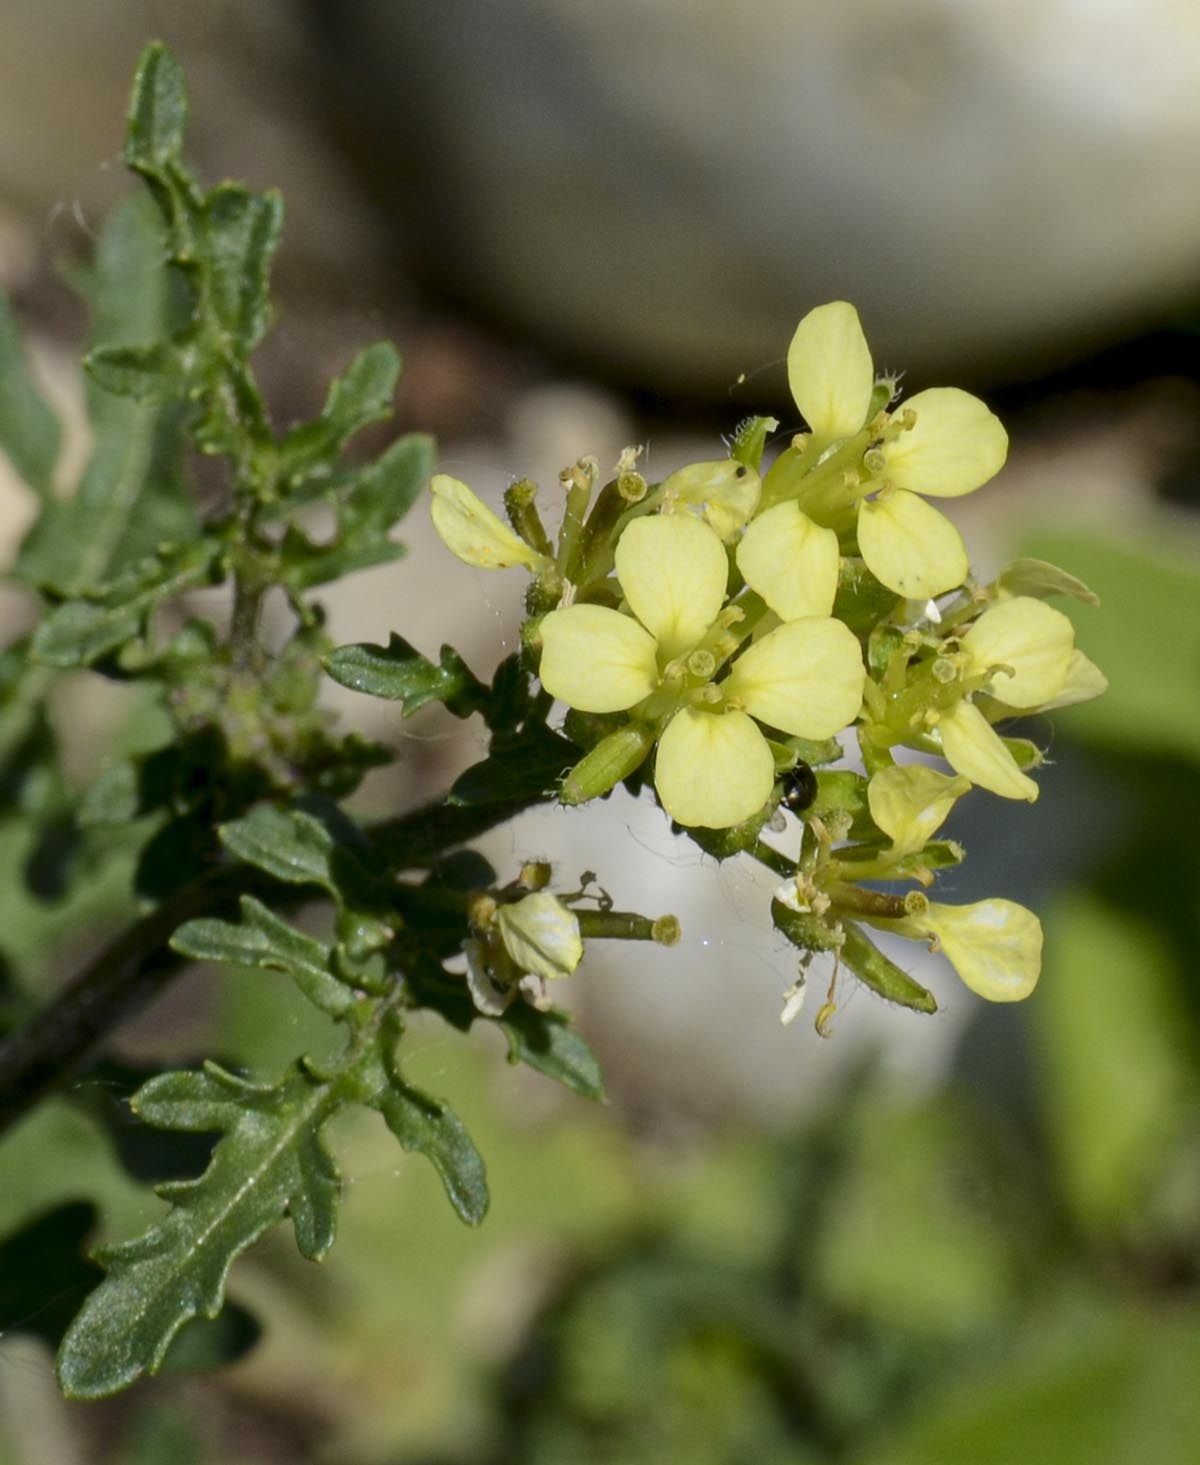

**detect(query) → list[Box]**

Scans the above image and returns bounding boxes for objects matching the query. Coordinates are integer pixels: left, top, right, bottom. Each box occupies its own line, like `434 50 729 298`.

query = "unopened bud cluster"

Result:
430 304 1106 1023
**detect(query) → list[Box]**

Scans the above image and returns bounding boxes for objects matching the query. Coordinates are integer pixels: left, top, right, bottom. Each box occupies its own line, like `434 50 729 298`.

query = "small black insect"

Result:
781 761 818 814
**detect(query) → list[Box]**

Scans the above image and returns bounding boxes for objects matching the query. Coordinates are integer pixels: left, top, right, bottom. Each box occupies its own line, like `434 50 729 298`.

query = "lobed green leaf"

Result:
217 805 338 895
171 897 357 1018
278 342 401 487
15 197 198 593
31 539 222 668
324 634 489 718
450 723 579 807
277 432 434 590
57 1064 341 1398
375 1079 489 1225
85 343 185 402
203 183 284 352
125 42 189 174
499 1003 607 1101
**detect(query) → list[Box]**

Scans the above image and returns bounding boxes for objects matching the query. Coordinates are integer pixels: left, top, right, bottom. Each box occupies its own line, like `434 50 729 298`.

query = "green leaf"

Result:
0 291 60 495
995 556 1100 606
399 955 607 1101
278 342 401 486
499 1003 607 1101
374 1079 489 1225
31 539 222 668
324 634 489 718
15 196 198 593
85 342 184 402
203 183 284 352
78 758 143 827
217 805 338 895
863 1306 1200 1465
1032 892 1194 1234
70 1056 220 1184
57 1063 341 1398
125 42 189 174
277 523 405 593
171 896 357 1018
276 432 434 590
839 921 937 1013
1022 527 1200 762
450 723 579 806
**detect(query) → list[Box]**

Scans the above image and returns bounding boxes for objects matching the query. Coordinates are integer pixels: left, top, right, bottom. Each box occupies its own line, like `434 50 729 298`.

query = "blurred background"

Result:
1 2 1199 1462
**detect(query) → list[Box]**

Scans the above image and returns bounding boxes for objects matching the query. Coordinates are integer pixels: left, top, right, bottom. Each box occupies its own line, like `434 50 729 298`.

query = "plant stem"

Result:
229 573 265 674
0 865 249 1137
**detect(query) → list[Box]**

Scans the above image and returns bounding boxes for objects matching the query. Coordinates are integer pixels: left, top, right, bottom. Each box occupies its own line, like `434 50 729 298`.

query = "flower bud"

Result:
561 723 656 805
496 892 583 982
660 459 762 539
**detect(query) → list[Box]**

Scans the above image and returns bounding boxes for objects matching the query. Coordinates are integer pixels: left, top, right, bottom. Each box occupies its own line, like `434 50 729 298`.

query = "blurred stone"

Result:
305 0 1200 392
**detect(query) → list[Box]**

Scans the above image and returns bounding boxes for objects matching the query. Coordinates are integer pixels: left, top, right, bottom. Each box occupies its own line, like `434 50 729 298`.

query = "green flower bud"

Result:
561 723 656 805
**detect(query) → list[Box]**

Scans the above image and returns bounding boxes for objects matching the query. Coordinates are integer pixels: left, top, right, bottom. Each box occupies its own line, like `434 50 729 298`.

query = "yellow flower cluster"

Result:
428 302 1107 1011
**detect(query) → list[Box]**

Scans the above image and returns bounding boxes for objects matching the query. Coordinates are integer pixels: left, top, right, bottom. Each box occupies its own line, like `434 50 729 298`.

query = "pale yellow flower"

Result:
735 501 840 619
935 700 1039 802
914 898 1043 1002
960 596 1075 709
430 473 549 571
538 513 865 828
931 596 1082 800
787 302 1008 599
660 459 762 540
867 764 970 856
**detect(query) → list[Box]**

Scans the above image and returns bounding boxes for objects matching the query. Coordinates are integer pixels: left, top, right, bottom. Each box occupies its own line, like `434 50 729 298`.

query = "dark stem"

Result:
228 573 265 674
0 865 249 1137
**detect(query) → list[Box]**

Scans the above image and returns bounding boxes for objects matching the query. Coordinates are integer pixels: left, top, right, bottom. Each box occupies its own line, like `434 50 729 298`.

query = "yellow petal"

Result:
961 596 1075 709
882 388 1008 498
786 301 874 441
857 489 969 599
936 699 1038 801
614 513 728 658
922 899 1042 1002
735 502 840 620
496 892 583 981
539 605 658 712
430 474 546 570
1039 649 1108 710
723 617 865 739
661 459 762 540
867 764 970 856
654 707 775 828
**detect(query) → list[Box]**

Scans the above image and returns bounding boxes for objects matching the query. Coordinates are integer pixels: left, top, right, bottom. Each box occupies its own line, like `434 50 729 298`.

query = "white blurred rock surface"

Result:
328 0 1200 387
